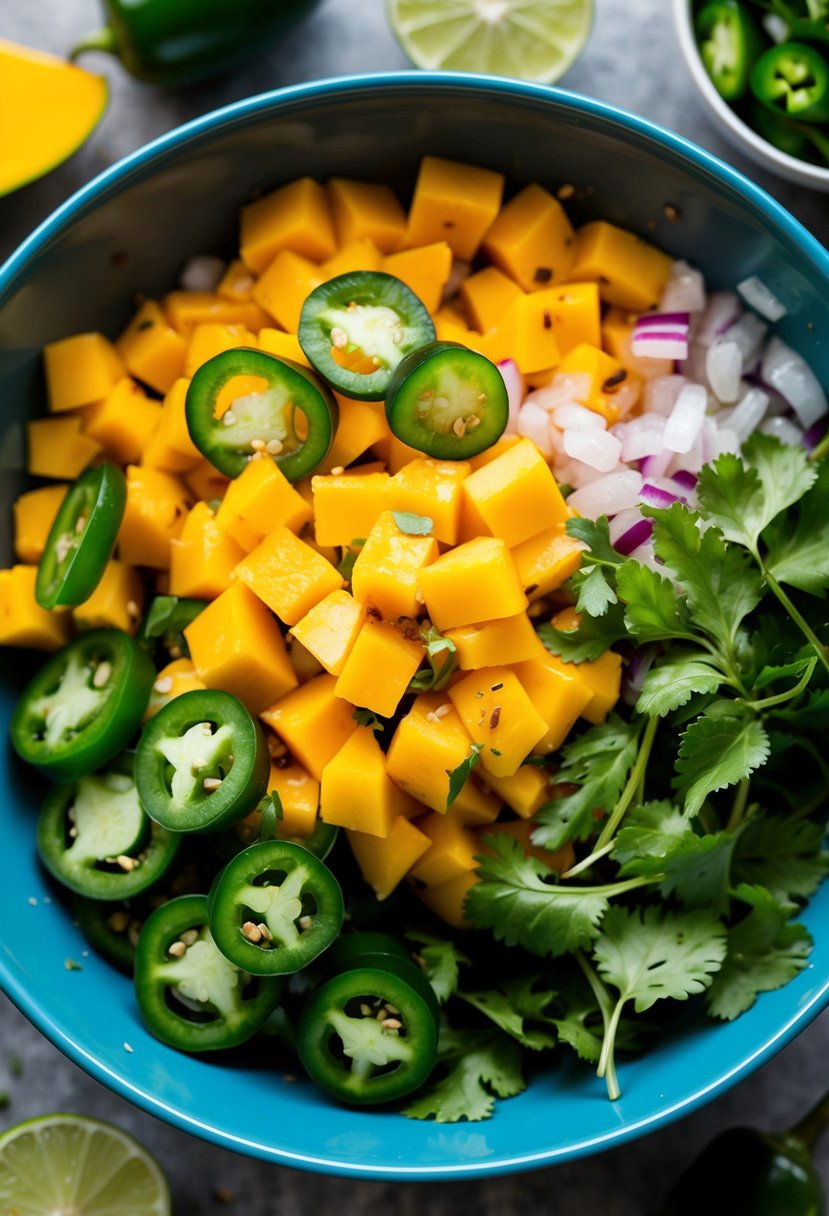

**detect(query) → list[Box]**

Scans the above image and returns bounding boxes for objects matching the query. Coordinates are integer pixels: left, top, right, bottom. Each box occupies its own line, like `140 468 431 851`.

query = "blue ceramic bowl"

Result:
1 73 828 1180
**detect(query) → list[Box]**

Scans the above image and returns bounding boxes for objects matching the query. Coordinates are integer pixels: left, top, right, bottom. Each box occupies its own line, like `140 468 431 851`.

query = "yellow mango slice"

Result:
141 378 202 475
319 397 388 474
409 812 479 887
322 238 384 278
162 292 269 336
252 250 324 332
417 536 527 631
348 816 431 901
385 458 471 546
532 282 602 356
0 565 70 651
236 525 344 626
312 470 389 548
567 221 673 311
240 177 337 275
459 267 522 333
514 655 593 754
0 40 107 197
320 728 417 838
403 156 504 260
386 692 474 815
511 523 584 600
169 501 245 601
448 666 548 778
478 765 551 819
117 466 191 569
13 484 68 564
556 342 634 424
258 328 310 368
267 761 320 838
72 560 144 635
382 242 453 314
218 259 256 302
82 377 162 465
482 183 576 292
290 590 365 677
446 614 545 669
215 454 311 551
117 300 187 395
351 510 439 621
328 178 407 253
27 416 102 479
462 438 569 549
185 323 257 378
334 618 424 717
44 332 124 413
261 673 357 782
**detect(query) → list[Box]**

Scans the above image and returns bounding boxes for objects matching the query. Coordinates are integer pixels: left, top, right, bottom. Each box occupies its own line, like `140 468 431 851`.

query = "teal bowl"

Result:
1 73 828 1179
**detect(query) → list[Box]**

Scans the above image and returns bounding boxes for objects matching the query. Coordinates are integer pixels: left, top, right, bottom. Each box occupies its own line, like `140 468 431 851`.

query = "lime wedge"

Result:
387 0 594 84
0 1114 170 1216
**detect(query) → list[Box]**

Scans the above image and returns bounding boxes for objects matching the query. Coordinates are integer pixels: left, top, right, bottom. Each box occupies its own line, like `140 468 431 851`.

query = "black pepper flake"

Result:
443 220 455 229
601 369 628 393
534 267 553 284
525 583 539 595
367 606 382 621
542 310 552 330
490 682 504 691
489 706 501 729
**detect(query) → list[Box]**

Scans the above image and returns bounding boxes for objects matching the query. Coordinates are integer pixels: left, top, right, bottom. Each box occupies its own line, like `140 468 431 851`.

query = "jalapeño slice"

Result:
36 463 127 610
208 840 344 976
134 894 281 1052
135 689 269 834
298 271 436 401
385 340 509 459
10 630 155 781
185 348 338 481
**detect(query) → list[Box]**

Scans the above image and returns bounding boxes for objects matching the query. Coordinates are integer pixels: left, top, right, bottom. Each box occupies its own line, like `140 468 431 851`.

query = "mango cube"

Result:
348 815 431 901
452 778 501 827
320 398 388 474
184 580 297 713
320 728 414 838
567 221 673 311
555 343 630 424
462 438 569 549
117 466 191 569
117 300 186 394
322 238 384 278
72 561 144 635
0 565 70 650
82 377 162 465
482 183 576 292
414 869 477 928
385 458 470 546
417 536 526 631
335 618 424 717
290 590 364 677
382 242 453 314
162 292 268 335
351 510 438 621
215 454 312 551
144 658 206 721
169 501 245 600
514 655 593 754
540 282 602 356
465 434 522 472
511 523 584 600
236 525 344 626
218 259 256 301
478 764 551 819
386 692 475 814
446 614 545 669
328 178 407 253
185 323 257 377
479 293 562 374
409 811 479 887
13 484 68 564
141 378 202 474
312 470 389 548
252 250 324 332
267 761 320 838
458 266 522 332
44 332 124 414
184 460 230 503
370 429 425 474
258 328 310 367
261 673 357 781
27 416 102 479
448 666 548 778
403 157 504 260
240 177 337 274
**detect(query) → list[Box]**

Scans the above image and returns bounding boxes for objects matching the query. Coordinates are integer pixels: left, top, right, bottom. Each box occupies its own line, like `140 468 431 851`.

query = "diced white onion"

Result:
696 292 741 346
528 373 593 412
723 312 768 365
516 402 554 455
616 414 666 461
643 375 687 416
761 337 829 429
498 359 525 435
759 415 804 447
737 276 787 322
721 387 769 441
563 427 622 472
660 261 707 314
711 426 740 457
552 402 606 431
706 340 743 404
628 541 663 573
179 255 225 292
567 470 644 519
663 384 708 453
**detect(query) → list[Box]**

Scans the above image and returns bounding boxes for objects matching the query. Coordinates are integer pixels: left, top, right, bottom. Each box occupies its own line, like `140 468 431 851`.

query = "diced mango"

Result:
601 306 675 380
483 819 574 874
385 458 470 546
290 590 364 677
13 484 68 564
258 328 310 367
370 429 425 474
183 460 230 503
414 869 477 928
141 378 202 474
448 666 548 778
511 522 584 600
117 466 191 569
382 242 453 314
386 692 474 815
478 765 550 819
458 266 522 332
322 238 384 278
462 438 569 549
44 332 124 413
240 177 337 274
82 377 162 465
27 416 102 480
447 614 545 669
465 434 522 472
348 815 431 900
287 636 325 684
351 510 439 621
215 454 311 551
320 727 415 837
453 778 501 827
418 536 526 631
410 811 479 887
335 618 424 717
567 221 673 311
236 525 344 626
261 673 357 781
116 300 186 394
434 304 483 349
328 178 407 253
514 655 593 754
184 580 297 713
479 293 561 375
531 282 602 356
217 259 256 301
0 565 70 650
403 157 504 260
144 657 206 720
162 292 269 336
252 250 324 332
546 618 624 725
267 761 320 838
169 501 245 600
185 323 257 377
319 397 388 474
555 343 631 424
72 560 144 635
482 183 576 292
312 470 389 548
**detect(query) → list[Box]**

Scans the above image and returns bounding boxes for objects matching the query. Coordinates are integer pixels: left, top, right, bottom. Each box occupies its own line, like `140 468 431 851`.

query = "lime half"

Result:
387 0 594 84
0 1114 170 1216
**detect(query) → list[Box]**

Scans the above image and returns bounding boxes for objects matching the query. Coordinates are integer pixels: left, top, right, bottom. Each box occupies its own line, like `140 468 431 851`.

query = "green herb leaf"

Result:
673 703 770 816
537 604 627 662
635 652 724 717
258 790 284 841
706 884 813 1021
566 515 622 567
459 974 559 1051
408 626 458 694
617 561 690 644
353 707 384 734
446 743 484 809
403 1026 524 1123
392 511 434 536
573 565 618 618
659 830 738 916
337 538 366 581
466 835 610 957
532 716 642 848
611 801 694 872
763 458 829 596
405 932 468 1004
732 813 829 908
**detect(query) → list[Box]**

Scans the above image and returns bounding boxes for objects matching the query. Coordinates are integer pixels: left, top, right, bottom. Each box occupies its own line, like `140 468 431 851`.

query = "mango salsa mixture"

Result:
6 156 829 1118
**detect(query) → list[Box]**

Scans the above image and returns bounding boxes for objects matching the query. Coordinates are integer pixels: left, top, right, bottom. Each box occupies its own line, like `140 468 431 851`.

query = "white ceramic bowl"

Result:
672 0 829 192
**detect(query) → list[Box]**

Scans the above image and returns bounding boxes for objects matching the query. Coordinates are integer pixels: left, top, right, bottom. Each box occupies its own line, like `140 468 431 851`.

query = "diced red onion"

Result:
660 261 707 314
516 402 554 456
760 416 805 447
567 470 644 519
635 312 692 329
663 383 707 453
552 402 606 431
761 337 828 429
179 255 225 292
614 517 655 556
802 418 828 451
632 313 690 361
722 387 769 441
640 482 679 509
497 359 525 435
696 292 742 345
639 449 674 478
608 507 643 543
706 340 743 404
671 469 698 491
563 427 622 472
644 374 687 417
616 414 666 461
737 276 787 322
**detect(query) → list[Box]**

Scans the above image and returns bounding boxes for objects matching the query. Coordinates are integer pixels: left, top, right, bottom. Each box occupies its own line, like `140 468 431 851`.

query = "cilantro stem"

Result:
762 568 829 678
596 997 624 1102
746 656 818 711
809 432 829 464
562 840 614 879
726 778 750 833
574 951 620 1100
593 717 658 853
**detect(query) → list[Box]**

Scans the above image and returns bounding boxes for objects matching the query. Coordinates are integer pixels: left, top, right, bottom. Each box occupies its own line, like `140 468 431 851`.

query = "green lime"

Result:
387 0 594 84
0 1114 170 1216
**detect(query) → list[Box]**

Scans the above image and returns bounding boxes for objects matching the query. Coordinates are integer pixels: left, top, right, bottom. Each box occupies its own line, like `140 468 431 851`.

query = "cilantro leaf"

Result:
611 801 691 872
446 742 484 809
532 716 642 848
697 434 816 555
536 603 627 663
566 515 622 566
352 707 384 734
635 652 724 718
459 974 558 1050
257 790 284 841
402 1026 524 1123
659 830 738 916
753 657 815 692
732 813 829 908
763 458 829 596
466 835 610 957
706 884 813 1021
573 565 618 617
616 561 690 644
673 703 770 816
337 538 365 581
408 626 458 694
405 932 468 1004
392 511 433 536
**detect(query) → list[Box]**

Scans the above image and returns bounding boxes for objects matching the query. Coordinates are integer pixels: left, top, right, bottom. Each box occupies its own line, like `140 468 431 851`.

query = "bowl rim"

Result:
2 70 829 1179
671 0 829 189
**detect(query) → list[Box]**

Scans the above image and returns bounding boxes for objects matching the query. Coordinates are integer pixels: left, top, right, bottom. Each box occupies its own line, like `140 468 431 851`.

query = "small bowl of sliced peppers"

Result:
674 0 829 190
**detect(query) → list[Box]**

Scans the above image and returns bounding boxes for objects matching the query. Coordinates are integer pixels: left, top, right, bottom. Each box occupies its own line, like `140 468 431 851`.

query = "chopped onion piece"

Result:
528 373 592 412
760 416 805 447
663 384 707 453
517 402 554 456
179 255 225 293
497 359 525 435
554 456 606 488
608 508 644 544
632 312 690 361
628 541 663 573
640 482 679 509
671 469 698 491
614 517 654 556
722 387 769 441
639 449 674 478
802 418 828 451
567 470 644 519
623 647 657 705
644 374 687 417
706 340 743 404
660 261 706 314
552 402 606 431
617 414 666 461
723 312 768 365
761 337 829 429
696 292 741 345
737 276 787 322
711 427 740 457
563 427 622 472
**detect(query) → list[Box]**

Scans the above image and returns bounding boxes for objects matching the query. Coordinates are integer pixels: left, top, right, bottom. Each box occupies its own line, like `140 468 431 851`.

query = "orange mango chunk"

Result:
116 300 186 395
334 618 424 718
290 590 364 677
448 666 548 778
459 266 522 333
13 484 68 564
217 259 256 301
511 523 584 600
410 811 479 887
252 250 324 332
347 815 431 901
322 238 384 278
236 525 344 626
240 177 337 275
414 869 478 929
267 761 320 838
117 466 191 569
261 673 357 781
319 398 388 475
169 501 245 601
514 655 593 754
482 183 576 292
215 454 312 551
417 536 526 631
403 156 504 260
555 343 632 424
382 242 453 315
351 510 439 621
312 470 389 548
144 658 206 721
0 565 70 650
531 282 602 356
320 728 417 838
385 458 470 546
478 765 551 820
72 560 144 635
462 438 569 549
258 328 310 367
161 292 269 336
328 178 407 253
446 614 545 669
185 323 257 377
82 377 162 465
567 220 673 311
27 416 101 479
386 692 475 815
141 378 202 475
44 332 124 413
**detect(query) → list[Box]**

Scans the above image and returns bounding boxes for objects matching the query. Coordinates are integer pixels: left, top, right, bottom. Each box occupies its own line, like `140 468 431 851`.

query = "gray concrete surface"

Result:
1 0 828 1210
